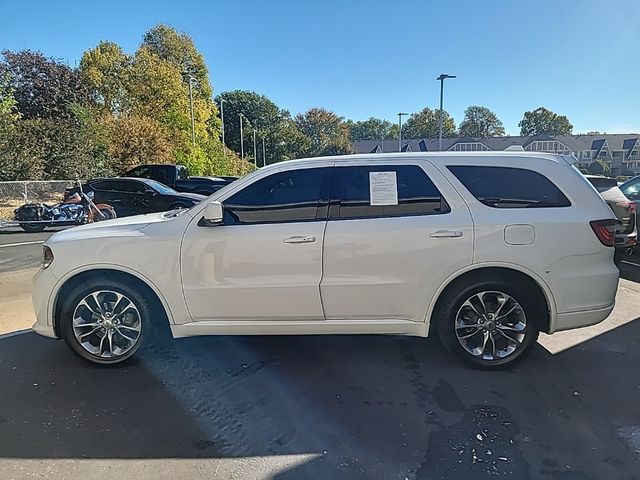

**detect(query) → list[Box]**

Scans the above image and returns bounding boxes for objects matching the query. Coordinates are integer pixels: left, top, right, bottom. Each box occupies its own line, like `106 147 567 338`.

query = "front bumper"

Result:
31 267 58 339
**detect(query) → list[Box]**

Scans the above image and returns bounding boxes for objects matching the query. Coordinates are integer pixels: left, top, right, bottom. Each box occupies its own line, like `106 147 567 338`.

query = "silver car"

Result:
586 175 637 258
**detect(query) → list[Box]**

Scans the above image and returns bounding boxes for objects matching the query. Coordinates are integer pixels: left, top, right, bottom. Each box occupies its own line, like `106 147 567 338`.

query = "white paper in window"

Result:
369 171 398 206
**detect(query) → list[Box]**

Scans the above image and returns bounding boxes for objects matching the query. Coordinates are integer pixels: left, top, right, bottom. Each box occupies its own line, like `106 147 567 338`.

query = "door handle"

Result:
284 236 316 244
430 230 463 238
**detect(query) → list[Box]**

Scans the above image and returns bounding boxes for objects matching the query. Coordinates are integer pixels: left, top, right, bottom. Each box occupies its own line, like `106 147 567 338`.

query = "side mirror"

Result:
203 201 224 225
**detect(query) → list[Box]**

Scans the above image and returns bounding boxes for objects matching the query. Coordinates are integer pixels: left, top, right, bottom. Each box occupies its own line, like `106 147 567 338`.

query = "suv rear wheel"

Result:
435 275 542 369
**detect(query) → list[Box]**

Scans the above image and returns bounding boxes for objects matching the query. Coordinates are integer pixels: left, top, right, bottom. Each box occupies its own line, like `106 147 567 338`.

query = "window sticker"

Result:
369 171 398 206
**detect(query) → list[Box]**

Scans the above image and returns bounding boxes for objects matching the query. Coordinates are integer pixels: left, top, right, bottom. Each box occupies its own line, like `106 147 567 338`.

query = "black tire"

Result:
95 207 116 222
434 273 543 369
20 223 46 233
169 203 189 211
58 277 151 365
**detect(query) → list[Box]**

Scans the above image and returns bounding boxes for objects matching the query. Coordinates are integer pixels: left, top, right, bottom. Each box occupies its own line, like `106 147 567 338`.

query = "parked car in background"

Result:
33 153 619 369
585 175 637 259
121 164 237 196
70 178 205 218
619 176 640 206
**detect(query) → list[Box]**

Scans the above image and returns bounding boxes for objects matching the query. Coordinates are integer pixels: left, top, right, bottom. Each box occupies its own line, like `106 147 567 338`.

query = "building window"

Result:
450 142 489 152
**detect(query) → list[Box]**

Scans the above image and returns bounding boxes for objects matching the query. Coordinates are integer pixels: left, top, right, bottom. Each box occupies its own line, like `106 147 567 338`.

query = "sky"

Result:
1 0 639 135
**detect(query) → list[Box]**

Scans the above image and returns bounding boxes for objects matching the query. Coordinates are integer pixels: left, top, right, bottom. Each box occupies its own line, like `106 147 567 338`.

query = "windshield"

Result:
145 179 178 195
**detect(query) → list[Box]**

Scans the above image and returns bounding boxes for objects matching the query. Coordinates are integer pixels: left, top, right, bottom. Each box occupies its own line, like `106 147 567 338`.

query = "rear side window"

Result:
333 165 450 219
223 167 330 224
586 176 617 192
448 166 571 208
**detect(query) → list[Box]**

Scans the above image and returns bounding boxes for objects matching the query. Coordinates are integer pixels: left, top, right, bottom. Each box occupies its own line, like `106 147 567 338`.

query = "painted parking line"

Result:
0 240 45 248
0 329 32 340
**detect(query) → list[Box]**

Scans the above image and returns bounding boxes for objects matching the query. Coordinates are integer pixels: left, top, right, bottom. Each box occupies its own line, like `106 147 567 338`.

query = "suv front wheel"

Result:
59 278 150 365
435 275 542 369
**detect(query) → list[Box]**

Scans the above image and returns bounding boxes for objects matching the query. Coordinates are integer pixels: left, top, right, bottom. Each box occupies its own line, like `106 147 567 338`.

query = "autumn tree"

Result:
458 106 505 137
518 107 573 136
402 107 456 139
295 108 354 157
79 41 130 115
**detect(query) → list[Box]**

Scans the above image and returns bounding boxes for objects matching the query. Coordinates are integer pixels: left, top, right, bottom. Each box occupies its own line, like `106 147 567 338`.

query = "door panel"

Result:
181 222 326 321
180 165 333 322
320 160 473 322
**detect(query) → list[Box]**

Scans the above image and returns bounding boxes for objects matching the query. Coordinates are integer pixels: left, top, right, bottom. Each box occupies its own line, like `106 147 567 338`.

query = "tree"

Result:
587 160 609 175
141 24 212 99
458 105 505 137
79 41 130 115
215 90 313 164
294 108 355 157
402 107 456 139
518 107 573 136
0 50 88 119
347 117 398 141
107 114 174 172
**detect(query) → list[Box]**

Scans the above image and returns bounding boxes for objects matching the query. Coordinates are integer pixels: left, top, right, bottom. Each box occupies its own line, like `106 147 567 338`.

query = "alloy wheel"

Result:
71 290 142 359
454 291 527 361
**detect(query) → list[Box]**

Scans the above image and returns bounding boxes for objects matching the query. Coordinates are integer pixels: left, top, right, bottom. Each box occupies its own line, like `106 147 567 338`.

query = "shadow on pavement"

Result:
1 318 640 479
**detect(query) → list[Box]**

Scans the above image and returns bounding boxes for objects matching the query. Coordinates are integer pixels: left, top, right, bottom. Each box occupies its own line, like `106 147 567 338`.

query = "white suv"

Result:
32 153 619 368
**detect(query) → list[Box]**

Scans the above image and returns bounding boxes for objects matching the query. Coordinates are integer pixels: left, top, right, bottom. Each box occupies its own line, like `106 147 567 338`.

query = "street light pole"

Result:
239 113 244 160
253 129 257 165
219 99 226 154
437 73 456 151
397 112 409 152
187 75 196 148
262 137 266 167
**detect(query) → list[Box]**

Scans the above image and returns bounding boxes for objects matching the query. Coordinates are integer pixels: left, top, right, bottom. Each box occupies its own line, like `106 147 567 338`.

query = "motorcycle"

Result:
9 181 116 233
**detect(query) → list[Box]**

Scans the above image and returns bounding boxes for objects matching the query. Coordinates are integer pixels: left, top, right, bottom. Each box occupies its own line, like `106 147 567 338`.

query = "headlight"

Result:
41 246 54 269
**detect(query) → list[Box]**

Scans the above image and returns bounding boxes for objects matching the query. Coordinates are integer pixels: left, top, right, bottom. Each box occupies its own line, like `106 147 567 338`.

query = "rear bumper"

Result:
550 302 615 333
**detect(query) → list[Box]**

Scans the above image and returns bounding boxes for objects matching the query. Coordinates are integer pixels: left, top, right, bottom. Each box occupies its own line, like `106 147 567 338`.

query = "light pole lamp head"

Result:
437 74 456 81
397 112 409 117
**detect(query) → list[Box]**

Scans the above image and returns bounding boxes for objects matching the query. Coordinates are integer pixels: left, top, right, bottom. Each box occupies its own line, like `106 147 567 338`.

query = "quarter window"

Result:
448 165 571 208
223 168 330 224
333 165 450 219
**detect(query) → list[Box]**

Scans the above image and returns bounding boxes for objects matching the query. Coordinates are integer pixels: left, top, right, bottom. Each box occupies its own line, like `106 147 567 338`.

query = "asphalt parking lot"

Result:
1 228 640 479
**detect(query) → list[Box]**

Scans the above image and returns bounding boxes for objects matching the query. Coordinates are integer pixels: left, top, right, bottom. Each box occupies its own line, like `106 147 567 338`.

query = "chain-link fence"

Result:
0 180 73 202
0 180 73 220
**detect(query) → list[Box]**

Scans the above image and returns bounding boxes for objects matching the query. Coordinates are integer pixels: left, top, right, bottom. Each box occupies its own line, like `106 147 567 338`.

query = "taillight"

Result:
590 220 616 247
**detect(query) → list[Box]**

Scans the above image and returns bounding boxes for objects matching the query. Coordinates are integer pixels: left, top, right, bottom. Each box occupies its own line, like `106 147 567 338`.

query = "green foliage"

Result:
79 41 130 115
215 90 316 164
0 24 251 181
347 117 398 141
402 107 456 139
458 105 505 137
294 108 355 157
587 160 609 175
518 107 573 136
0 50 88 120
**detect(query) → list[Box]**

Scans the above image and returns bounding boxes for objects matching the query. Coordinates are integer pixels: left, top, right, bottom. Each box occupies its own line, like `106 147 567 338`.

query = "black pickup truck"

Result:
121 164 237 196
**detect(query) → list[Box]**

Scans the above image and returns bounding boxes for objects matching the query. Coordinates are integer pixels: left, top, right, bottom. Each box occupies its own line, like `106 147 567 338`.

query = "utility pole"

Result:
253 129 257 165
188 75 196 148
397 112 408 152
239 113 244 160
219 98 226 154
437 73 456 151
262 137 266 167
